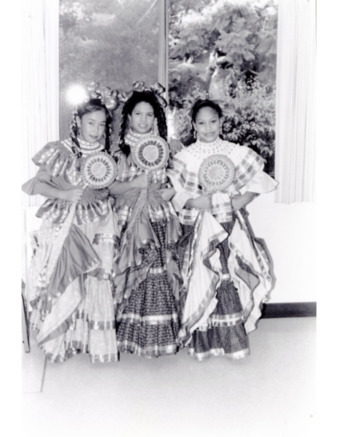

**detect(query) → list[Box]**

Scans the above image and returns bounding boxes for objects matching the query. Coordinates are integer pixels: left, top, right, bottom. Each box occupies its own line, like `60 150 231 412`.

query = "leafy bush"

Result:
171 79 275 175
220 80 276 175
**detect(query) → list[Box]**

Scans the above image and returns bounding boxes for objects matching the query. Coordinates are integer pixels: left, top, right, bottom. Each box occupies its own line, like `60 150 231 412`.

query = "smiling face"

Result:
193 106 221 143
77 109 107 143
128 101 155 134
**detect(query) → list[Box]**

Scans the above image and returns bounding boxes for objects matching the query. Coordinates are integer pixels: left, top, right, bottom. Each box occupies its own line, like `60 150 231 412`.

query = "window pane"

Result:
59 0 160 140
168 0 278 176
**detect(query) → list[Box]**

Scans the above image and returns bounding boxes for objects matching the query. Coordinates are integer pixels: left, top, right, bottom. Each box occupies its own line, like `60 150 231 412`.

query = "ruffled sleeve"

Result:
231 146 266 191
238 170 278 194
230 146 277 194
22 141 77 195
167 149 201 211
32 141 75 177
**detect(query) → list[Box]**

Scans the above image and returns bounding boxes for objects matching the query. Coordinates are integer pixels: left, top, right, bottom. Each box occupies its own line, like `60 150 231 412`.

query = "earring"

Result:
193 130 197 139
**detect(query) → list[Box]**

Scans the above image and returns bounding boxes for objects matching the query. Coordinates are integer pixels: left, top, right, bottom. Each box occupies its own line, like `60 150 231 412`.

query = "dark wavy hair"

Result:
183 98 223 146
70 98 113 155
118 90 167 156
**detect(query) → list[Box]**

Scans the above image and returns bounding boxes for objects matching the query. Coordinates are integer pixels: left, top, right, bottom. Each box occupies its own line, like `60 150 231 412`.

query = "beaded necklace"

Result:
188 137 236 159
77 138 104 156
124 130 153 148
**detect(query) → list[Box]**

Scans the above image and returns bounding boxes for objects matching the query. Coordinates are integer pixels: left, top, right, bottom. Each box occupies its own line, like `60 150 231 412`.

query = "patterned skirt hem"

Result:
42 346 119 364
187 347 250 361
29 317 116 333
119 313 179 325
117 340 178 358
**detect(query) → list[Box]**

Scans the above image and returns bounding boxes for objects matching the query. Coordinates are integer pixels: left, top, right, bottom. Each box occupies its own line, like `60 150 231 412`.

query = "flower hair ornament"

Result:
67 81 122 112
130 81 167 107
68 82 121 156
85 81 121 111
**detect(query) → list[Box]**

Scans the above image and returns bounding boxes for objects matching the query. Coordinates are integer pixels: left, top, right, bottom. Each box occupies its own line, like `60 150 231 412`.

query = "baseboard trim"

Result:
261 302 316 318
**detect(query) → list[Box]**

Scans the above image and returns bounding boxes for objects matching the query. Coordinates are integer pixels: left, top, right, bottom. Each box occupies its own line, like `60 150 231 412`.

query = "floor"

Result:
22 318 316 437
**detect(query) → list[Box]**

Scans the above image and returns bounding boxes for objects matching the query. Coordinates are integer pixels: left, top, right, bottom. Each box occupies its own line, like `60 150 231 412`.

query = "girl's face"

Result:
193 106 221 143
128 101 155 134
77 110 107 143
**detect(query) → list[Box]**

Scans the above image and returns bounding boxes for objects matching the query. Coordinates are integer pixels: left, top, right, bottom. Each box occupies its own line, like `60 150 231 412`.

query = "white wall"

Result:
247 192 316 303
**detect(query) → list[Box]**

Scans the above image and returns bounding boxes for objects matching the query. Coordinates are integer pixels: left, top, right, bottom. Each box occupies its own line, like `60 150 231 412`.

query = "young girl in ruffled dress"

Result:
109 83 181 358
22 89 120 363
167 99 277 361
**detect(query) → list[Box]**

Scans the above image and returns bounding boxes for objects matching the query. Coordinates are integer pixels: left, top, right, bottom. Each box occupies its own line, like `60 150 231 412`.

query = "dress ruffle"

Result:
115 220 180 357
177 211 228 346
35 193 110 225
177 210 274 360
227 210 274 333
27 209 119 363
114 186 182 314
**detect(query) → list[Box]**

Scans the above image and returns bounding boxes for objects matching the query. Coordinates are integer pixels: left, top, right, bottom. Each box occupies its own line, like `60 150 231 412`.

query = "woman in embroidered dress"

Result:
109 84 181 358
167 99 277 361
22 92 120 363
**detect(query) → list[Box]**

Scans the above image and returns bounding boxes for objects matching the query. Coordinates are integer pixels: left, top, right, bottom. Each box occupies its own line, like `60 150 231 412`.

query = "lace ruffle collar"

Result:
77 138 104 156
188 137 235 158
124 130 152 147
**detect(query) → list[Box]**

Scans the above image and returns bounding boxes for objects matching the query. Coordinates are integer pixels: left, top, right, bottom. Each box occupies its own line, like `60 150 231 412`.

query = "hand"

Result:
196 194 211 210
131 173 148 189
169 139 183 156
186 194 210 210
60 187 83 203
159 187 175 202
231 192 258 211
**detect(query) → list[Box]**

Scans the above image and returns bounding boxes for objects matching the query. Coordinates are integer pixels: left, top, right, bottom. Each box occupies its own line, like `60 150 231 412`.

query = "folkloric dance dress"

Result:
113 131 182 357
22 139 119 363
167 138 277 360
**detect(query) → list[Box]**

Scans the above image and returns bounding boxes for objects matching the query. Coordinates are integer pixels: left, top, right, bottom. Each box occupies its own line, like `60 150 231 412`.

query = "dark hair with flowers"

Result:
118 86 168 157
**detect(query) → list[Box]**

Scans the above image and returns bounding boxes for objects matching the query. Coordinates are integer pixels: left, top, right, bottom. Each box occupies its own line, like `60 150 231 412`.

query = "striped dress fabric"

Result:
23 139 120 363
167 138 277 360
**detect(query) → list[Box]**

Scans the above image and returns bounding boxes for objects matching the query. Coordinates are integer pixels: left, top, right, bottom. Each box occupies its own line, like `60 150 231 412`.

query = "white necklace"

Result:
189 137 235 158
77 138 104 156
124 130 151 147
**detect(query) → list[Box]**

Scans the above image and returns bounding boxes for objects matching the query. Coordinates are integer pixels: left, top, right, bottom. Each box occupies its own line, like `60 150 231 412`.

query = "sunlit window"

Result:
59 0 160 140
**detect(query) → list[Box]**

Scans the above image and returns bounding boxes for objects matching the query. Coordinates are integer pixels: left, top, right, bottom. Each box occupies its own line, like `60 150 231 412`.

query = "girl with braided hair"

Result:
70 98 113 155
109 86 182 358
22 93 120 363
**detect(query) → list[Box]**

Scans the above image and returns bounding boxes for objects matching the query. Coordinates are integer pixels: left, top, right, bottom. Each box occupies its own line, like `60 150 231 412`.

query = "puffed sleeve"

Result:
238 170 278 195
231 146 278 194
22 141 76 195
167 149 200 211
